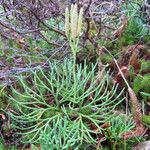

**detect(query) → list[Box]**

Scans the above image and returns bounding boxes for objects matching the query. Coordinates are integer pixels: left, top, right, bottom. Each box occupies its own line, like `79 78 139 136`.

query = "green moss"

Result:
118 19 148 46
0 86 8 110
143 35 150 43
142 115 150 128
133 74 150 94
0 138 5 150
101 53 113 63
140 59 150 72
0 138 17 150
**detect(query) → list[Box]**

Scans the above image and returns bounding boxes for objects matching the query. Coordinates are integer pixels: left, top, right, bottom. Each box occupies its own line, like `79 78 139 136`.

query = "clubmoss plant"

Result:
7 3 126 149
8 59 124 147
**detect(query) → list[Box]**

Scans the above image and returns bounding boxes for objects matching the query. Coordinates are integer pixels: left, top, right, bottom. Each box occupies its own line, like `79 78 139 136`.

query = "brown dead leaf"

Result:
122 124 145 139
128 45 145 74
100 123 110 129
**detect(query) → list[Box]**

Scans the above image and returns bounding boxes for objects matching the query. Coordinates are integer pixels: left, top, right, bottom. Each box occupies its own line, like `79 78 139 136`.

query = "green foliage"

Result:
40 117 80 150
8 59 124 148
0 138 17 150
118 17 148 46
142 115 150 128
0 85 8 110
139 59 150 73
101 53 113 63
133 74 150 95
141 92 150 128
143 35 150 43
119 1 149 46
0 138 5 150
104 115 135 149
141 92 150 97
107 115 135 140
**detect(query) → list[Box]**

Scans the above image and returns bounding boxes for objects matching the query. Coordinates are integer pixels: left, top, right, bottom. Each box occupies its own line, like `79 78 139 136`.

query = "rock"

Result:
132 141 150 150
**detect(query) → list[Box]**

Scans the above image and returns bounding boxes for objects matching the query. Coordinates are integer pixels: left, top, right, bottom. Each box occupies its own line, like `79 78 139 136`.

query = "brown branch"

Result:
102 47 145 139
0 19 40 34
24 4 66 37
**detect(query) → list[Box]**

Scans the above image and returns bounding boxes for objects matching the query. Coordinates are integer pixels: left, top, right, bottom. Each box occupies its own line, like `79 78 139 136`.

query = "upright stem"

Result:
69 39 78 102
68 35 81 103
73 47 77 102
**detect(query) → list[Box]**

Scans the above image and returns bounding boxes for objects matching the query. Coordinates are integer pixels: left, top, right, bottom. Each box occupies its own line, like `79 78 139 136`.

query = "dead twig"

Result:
102 47 145 139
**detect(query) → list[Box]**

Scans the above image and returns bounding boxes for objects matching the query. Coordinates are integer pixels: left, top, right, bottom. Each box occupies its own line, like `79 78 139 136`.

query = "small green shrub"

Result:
133 74 150 95
104 115 135 149
107 115 135 140
119 1 149 46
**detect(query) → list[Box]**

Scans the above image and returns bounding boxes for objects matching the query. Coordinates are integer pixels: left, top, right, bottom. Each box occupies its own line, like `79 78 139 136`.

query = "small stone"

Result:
132 141 150 150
